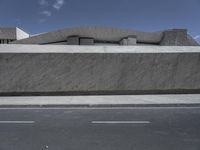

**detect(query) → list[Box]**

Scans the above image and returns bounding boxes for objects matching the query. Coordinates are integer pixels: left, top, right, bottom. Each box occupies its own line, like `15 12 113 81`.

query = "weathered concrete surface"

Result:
1 44 200 53
160 29 199 46
0 27 17 40
0 45 200 95
0 27 29 40
0 95 200 106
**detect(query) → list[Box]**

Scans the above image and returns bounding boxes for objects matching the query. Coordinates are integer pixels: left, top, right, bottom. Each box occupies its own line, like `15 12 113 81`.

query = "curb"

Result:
1 90 200 96
0 103 200 108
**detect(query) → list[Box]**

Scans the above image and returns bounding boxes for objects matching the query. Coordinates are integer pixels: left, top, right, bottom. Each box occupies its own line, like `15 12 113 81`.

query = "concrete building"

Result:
0 27 29 44
0 26 200 96
0 26 196 46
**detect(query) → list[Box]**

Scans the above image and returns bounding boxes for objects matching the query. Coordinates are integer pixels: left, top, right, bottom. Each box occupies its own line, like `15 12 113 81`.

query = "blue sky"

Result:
0 0 200 43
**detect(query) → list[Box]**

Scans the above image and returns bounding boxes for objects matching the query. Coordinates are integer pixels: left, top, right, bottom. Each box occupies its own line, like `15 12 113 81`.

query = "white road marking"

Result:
92 121 150 124
0 121 35 124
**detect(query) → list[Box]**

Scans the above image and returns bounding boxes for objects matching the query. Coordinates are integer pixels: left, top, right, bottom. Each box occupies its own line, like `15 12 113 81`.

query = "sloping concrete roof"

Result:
12 26 163 44
187 34 200 46
16 28 30 40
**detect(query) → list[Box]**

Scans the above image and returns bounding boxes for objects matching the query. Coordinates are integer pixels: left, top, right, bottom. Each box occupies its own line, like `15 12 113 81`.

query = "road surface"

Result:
0 107 199 150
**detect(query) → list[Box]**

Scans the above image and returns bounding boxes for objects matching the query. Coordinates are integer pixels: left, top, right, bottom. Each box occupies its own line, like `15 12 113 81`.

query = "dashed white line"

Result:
92 121 150 124
0 121 35 124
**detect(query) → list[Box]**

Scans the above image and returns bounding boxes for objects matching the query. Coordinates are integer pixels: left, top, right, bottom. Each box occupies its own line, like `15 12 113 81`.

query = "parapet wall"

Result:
0 45 200 95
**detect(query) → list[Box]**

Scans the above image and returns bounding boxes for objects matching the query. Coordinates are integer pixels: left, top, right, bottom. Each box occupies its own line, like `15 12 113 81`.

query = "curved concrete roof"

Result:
12 27 163 44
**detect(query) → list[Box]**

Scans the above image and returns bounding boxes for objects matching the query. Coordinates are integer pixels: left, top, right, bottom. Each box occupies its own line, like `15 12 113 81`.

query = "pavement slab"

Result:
0 94 200 107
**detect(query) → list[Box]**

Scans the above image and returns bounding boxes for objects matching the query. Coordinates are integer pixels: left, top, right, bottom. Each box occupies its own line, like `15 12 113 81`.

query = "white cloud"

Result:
39 0 49 6
194 35 200 40
40 10 52 17
53 0 65 10
39 19 46 23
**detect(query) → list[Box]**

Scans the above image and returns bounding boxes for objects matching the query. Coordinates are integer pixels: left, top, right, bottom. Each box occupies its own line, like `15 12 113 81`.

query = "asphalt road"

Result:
0 107 200 150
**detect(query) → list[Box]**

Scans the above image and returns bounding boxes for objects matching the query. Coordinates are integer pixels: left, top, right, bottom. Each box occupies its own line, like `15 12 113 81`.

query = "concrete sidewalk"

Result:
0 94 200 107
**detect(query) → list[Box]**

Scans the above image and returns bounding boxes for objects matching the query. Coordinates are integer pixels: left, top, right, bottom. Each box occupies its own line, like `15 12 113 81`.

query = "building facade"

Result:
0 27 29 44
0 27 199 46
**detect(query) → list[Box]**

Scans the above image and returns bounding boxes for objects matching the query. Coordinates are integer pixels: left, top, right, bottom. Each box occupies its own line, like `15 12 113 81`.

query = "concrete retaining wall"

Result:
0 45 200 95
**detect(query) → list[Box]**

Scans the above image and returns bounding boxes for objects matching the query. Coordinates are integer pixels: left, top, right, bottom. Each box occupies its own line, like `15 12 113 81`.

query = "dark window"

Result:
67 36 79 45
80 38 94 45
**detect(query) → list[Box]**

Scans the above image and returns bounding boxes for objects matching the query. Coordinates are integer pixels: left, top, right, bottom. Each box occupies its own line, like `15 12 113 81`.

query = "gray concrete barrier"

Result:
0 45 200 96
